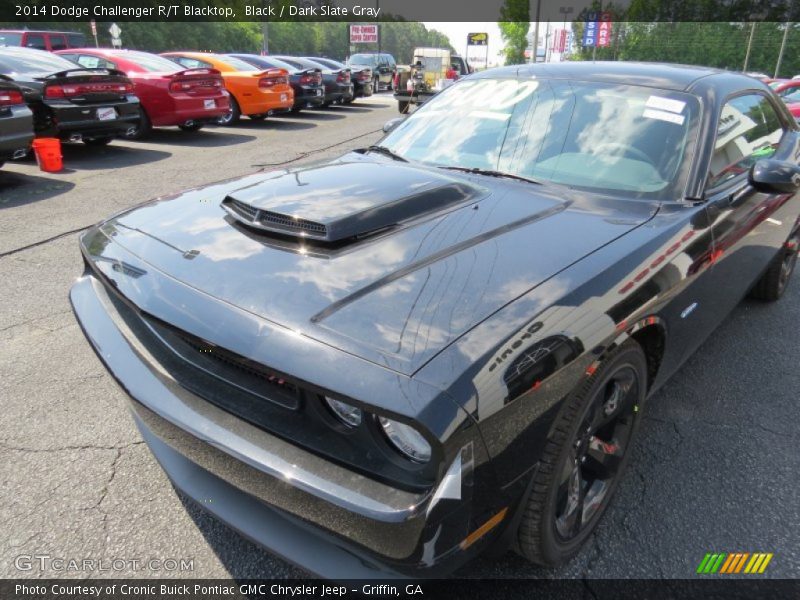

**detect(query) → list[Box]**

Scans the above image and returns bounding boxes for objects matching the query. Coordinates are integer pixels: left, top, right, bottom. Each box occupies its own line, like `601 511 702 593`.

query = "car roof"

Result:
481 61 754 92
0 29 83 34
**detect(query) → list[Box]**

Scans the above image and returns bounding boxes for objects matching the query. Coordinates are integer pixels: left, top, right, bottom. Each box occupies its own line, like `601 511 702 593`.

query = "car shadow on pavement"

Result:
337 105 381 113
288 110 347 121
232 119 317 131
176 490 309 578
141 129 258 148
59 143 172 171
0 170 76 209
346 101 389 109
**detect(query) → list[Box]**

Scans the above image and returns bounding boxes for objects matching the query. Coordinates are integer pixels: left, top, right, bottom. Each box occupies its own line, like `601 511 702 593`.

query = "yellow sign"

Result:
467 32 488 46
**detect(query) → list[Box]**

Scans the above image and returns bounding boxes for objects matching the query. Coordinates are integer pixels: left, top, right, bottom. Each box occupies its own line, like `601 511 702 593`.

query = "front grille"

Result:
223 197 328 238
143 316 300 410
172 327 298 397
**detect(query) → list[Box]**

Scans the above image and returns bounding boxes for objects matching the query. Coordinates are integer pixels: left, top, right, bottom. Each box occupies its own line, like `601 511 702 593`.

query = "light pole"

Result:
559 6 573 60
531 0 541 64
775 22 791 78
743 22 756 72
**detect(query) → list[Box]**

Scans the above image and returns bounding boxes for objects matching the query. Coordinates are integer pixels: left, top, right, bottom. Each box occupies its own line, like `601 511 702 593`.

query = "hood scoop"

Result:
221 161 485 244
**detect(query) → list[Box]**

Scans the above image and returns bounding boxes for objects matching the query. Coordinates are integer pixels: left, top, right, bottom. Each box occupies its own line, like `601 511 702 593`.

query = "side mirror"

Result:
749 159 800 194
382 117 406 133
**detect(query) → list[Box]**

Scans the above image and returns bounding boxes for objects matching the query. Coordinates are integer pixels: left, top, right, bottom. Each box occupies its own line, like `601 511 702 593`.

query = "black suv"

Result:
347 53 396 91
0 47 140 146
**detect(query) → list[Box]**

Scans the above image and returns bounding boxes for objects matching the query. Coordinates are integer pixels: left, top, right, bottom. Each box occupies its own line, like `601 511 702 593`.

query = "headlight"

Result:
378 417 431 463
324 396 362 427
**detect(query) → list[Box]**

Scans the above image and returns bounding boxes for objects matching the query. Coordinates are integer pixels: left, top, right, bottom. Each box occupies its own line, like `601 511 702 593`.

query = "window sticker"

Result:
643 108 686 125
646 95 686 114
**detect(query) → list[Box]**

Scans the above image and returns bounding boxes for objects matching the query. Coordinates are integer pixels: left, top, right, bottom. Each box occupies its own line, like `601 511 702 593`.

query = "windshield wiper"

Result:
357 145 407 162
440 166 542 185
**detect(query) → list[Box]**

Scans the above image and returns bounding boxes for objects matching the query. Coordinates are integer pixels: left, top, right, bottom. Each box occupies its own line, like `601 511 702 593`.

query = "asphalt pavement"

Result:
1 92 798 581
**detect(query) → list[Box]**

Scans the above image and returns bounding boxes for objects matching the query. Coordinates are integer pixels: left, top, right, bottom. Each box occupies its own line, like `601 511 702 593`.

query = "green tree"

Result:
498 0 529 65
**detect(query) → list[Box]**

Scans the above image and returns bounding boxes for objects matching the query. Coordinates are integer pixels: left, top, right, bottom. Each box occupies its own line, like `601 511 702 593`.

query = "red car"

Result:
56 49 230 138
773 80 800 104
786 102 800 119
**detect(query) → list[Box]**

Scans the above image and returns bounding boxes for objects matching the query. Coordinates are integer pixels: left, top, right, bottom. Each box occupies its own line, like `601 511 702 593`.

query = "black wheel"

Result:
373 76 380 92
0 161 5 169
248 113 268 121
83 136 113 147
517 339 647 566
217 96 241 125
123 108 152 140
398 101 410 114
178 122 204 132
749 238 798 301
291 107 302 114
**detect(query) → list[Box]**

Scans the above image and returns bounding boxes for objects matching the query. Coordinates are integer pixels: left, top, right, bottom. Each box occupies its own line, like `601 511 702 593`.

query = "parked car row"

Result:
0 45 392 169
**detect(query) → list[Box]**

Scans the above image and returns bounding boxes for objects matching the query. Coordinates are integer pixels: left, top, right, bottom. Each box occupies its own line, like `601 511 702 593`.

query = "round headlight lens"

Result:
324 396 362 427
378 417 431 463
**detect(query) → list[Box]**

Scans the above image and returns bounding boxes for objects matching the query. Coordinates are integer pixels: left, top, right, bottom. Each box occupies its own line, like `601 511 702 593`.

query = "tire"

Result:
248 113 268 121
517 339 647 566
0 161 5 169
749 238 798 301
178 122 204 132
290 107 302 114
217 96 241 125
123 108 152 140
83 136 113 147
373 76 380 92
398 101 410 114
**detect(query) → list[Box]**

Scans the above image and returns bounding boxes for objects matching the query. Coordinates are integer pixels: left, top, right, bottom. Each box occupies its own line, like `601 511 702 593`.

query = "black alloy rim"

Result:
554 366 639 541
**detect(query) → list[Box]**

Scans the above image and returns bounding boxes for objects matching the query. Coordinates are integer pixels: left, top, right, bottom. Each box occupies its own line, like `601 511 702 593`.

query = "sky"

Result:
423 22 504 67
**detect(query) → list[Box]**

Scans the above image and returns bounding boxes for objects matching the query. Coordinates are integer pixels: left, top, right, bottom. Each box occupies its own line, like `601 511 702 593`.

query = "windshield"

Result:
118 51 183 73
0 32 22 46
381 77 700 199
214 54 260 71
311 57 343 70
0 48 80 74
350 54 376 66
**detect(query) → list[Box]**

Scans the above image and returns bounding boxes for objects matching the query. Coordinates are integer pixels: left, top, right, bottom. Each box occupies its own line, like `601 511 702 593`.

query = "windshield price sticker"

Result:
646 95 686 114
643 108 685 125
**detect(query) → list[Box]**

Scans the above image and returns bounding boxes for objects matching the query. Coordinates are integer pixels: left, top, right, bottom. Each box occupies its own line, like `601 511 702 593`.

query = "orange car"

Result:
161 52 293 124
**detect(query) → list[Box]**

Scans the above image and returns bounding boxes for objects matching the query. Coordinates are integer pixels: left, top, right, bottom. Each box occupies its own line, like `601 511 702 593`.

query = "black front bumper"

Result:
0 104 34 160
69 261 519 578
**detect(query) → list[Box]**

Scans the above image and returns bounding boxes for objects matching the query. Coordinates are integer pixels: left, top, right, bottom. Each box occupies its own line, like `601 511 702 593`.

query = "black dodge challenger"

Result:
71 63 800 577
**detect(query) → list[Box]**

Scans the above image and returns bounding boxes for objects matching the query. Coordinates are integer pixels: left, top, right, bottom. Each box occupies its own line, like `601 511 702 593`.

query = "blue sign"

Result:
582 19 597 47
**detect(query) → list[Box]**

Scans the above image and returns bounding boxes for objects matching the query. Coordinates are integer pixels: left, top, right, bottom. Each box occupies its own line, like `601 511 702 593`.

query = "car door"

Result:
701 92 799 319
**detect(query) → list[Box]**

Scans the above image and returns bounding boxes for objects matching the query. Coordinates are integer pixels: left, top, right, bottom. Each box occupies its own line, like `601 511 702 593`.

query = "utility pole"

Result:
376 0 381 54
261 0 269 54
531 0 541 63
775 22 791 78
743 22 756 72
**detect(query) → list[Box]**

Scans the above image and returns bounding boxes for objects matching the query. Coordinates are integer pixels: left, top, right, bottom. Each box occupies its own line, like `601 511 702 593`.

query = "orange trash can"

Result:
32 138 63 173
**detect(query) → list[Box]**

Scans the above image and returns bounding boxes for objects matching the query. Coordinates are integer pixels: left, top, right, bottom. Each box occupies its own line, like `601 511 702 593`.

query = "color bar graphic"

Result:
698 552 774 574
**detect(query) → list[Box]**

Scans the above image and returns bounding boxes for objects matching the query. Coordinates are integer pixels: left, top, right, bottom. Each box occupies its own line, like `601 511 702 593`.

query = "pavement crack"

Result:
0 440 144 454
251 128 381 168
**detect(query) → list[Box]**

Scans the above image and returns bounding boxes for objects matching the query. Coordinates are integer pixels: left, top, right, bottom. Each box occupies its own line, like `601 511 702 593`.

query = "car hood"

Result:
87 155 658 375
